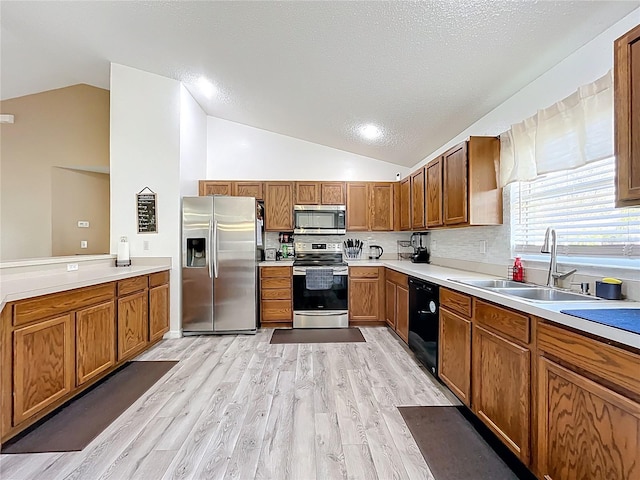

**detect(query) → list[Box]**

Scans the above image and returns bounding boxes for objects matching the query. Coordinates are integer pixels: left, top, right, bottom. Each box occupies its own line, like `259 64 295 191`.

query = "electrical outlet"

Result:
77 221 89 228
432 240 437 250
143 240 150 251
481 240 487 254
67 263 79 271
80 240 88 249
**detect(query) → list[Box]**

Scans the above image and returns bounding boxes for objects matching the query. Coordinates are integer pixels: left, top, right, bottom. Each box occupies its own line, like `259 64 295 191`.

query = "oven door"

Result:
293 266 348 327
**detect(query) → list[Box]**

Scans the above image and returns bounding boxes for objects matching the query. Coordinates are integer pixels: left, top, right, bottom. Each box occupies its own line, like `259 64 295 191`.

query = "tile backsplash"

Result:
265 231 412 260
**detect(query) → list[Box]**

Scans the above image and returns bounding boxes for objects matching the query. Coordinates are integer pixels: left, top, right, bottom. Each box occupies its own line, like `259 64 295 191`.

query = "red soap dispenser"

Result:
512 257 524 282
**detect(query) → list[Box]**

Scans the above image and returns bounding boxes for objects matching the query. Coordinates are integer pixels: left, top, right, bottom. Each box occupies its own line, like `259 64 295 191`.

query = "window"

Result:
511 157 639 259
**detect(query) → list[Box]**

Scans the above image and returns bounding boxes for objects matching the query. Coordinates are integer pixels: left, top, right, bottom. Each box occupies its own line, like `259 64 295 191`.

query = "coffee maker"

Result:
410 232 430 263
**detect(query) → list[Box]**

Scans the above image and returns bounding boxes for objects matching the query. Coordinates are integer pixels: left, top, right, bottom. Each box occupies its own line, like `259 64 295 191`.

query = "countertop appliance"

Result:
181 195 260 335
411 232 430 263
294 205 346 235
408 277 439 375
293 242 348 328
368 245 383 259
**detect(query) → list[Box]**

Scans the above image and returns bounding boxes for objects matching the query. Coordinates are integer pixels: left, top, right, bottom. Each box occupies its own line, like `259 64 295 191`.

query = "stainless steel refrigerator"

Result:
182 195 259 334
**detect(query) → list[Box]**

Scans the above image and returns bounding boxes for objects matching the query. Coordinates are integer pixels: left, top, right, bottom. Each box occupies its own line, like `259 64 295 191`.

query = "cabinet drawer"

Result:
475 299 530 344
14 283 115 326
260 266 291 278
385 269 408 287
349 267 379 279
440 288 472 317
538 320 640 398
261 300 292 322
261 278 292 289
261 288 292 300
149 270 169 288
117 276 148 296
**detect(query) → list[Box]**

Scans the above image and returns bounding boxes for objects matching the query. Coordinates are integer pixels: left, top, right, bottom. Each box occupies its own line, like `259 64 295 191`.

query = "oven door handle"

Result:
295 311 348 316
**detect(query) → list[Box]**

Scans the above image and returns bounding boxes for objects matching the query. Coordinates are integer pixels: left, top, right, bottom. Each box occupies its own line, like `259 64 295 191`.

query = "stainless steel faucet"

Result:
541 227 577 287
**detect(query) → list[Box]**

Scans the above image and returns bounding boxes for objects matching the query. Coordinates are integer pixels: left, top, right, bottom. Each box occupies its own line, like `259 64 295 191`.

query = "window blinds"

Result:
512 158 639 258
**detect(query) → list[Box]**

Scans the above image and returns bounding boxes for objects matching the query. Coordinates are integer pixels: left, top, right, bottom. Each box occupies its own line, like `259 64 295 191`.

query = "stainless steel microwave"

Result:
293 205 346 234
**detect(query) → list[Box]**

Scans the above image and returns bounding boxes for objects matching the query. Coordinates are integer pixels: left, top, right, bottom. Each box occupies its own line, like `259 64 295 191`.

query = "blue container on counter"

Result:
595 281 622 300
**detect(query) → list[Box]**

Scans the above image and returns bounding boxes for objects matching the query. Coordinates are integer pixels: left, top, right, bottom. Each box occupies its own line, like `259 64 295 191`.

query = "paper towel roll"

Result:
117 236 130 265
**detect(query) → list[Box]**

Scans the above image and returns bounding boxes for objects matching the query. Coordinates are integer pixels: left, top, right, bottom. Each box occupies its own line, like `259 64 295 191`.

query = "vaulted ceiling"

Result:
1 1 637 166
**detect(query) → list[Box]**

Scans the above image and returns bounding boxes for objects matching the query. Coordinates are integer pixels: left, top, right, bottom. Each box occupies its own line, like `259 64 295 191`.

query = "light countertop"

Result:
379 260 639 349
262 258 640 349
0 257 172 312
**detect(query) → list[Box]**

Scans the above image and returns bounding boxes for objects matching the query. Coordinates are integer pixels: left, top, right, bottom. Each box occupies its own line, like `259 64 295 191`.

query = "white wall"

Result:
110 63 182 334
419 9 640 300
207 117 409 181
180 85 207 197
412 7 640 169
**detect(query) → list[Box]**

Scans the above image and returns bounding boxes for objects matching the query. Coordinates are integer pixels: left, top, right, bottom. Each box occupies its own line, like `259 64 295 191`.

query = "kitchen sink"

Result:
490 287 600 302
451 279 538 289
450 278 601 302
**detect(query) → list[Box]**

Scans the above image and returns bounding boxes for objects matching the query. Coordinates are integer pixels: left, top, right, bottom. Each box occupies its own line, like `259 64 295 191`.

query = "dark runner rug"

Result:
2 360 178 454
399 406 536 480
270 327 366 344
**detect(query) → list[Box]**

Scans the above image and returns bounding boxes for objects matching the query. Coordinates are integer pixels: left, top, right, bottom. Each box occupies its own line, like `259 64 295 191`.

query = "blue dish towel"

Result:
305 268 334 290
560 309 640 335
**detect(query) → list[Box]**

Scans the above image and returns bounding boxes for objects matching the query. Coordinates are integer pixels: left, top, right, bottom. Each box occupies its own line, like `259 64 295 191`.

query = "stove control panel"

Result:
295 242 342 253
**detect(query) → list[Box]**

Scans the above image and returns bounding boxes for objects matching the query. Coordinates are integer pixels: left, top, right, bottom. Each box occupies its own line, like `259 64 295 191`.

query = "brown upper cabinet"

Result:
264 182 294 231
426 157 443 227
369 183 395 231
199 180 263 199
295 181 346 205
443 142 468 225
295 181 320 204
399 176 411 231
410 168 426 230
320 182 346 205
614 24 640 207
233 181 263 200
346 182 395 231
442 136 502 226
346 182 369 231
199 181 232 196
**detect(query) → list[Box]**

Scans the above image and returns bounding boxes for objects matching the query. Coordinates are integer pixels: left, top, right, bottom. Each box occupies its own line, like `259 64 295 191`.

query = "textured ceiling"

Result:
1 1 638 167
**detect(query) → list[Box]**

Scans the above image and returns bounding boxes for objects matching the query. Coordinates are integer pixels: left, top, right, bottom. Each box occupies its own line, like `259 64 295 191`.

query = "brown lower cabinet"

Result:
348 267 384 322
76 301 116 386
437 284 640 480
537 320 640 480
149 271 170 342
260 266 292 326
117 290 148 361
1 271 170 444
384 269 409 342
12 314 75 425
438 306 471 406
472 323 530 463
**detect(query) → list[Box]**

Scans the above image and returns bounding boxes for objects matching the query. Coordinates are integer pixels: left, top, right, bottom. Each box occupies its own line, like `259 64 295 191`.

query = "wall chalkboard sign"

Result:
137 187 158 233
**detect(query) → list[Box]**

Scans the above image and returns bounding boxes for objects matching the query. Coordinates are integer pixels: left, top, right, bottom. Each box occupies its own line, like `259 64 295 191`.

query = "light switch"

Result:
77 221 90 228
80 240 88 248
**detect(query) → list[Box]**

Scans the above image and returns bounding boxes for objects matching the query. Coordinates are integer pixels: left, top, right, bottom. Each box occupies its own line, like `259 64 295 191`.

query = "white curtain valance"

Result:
499 70 613 186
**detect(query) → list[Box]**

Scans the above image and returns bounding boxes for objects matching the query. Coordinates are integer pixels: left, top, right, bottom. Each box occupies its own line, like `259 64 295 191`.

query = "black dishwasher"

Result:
408 277 440 375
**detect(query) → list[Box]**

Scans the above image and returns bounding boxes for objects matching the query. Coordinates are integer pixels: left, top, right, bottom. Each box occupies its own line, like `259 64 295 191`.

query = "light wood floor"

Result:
0 327 457 480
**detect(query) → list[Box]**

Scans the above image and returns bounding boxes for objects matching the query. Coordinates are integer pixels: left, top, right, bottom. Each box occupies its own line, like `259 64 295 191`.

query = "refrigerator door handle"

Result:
207 220 213 279
213 220 219 279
